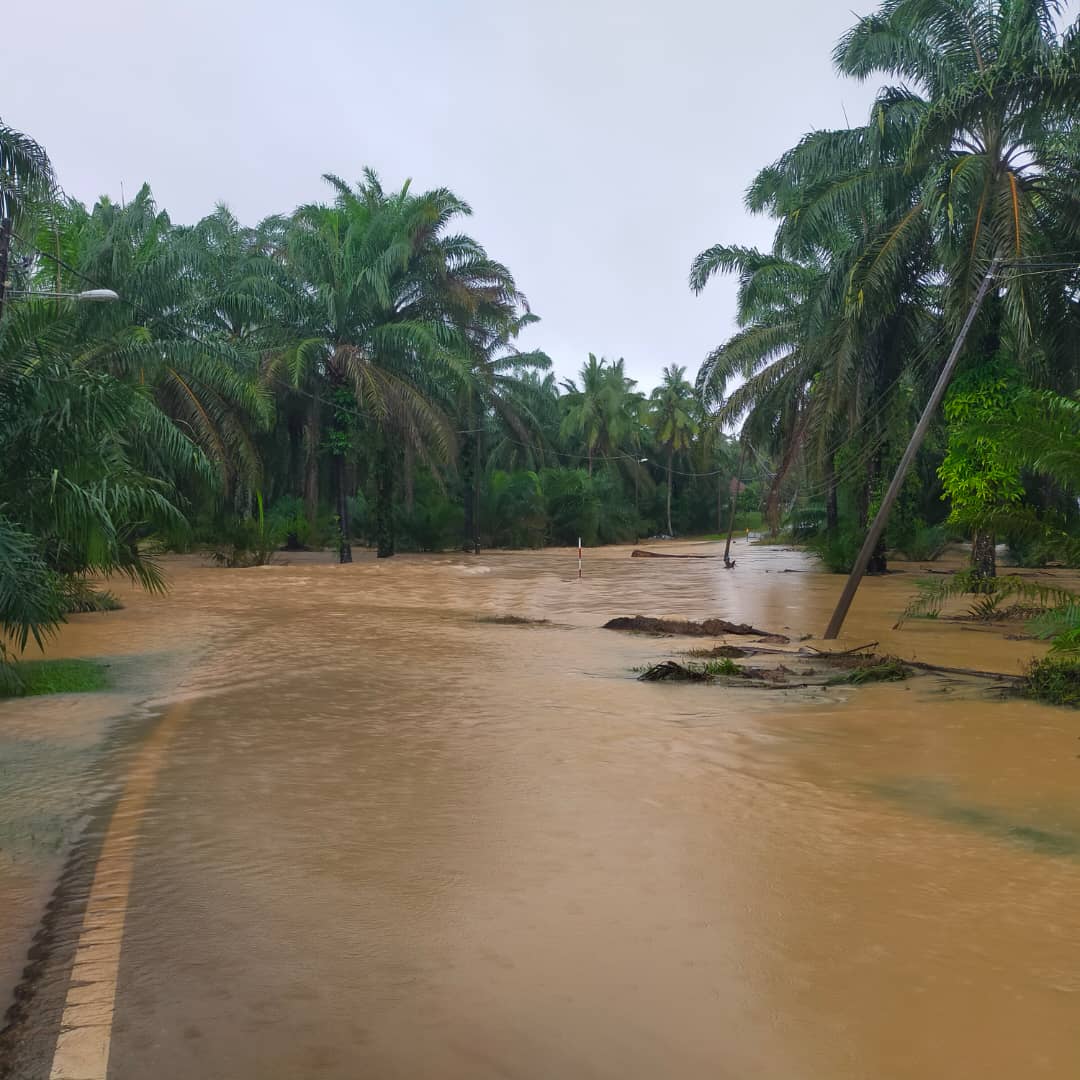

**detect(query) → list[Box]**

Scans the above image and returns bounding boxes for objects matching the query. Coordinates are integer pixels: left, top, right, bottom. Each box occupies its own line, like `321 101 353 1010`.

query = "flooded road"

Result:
2 541 1079 1078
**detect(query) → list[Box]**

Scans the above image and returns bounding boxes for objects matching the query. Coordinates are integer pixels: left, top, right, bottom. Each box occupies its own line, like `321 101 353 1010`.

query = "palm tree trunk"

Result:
334 454 352 564
403 443 415 514
471 427 481 553
587 446 593 478
304 394 320 534
666 448 674 536
865 449 887 574
461 422 476 552
375 441 394 559
825 451 838 532
971 529 996 583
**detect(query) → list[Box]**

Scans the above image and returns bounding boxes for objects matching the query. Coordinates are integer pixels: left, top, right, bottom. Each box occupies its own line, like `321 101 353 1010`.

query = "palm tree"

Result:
559 354 609 476
694 0 1080 568
270 171 521 560
52 188 272 493
560 355 645 479
650 364 699 536
692 247 828 534
0 121 54 320
0 302 211 663
824 0 1080 574
457 312 551 551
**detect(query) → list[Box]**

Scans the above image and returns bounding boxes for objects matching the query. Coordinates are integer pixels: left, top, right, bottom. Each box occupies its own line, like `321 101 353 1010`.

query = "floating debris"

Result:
477 614 551 626
603 615 770 637
630 549 718 559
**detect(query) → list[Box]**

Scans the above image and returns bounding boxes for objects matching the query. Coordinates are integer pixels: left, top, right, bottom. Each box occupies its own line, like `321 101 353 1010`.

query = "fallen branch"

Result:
904 659 1024 681
808 641 879 658
631 549 718 559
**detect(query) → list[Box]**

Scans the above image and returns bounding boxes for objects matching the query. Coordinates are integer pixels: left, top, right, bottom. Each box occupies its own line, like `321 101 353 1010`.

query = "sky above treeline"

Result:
6 0 892 390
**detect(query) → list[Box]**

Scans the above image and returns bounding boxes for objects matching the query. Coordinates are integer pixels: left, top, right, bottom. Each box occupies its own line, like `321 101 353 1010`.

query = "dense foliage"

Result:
694 0 1080 578
0 126 758 663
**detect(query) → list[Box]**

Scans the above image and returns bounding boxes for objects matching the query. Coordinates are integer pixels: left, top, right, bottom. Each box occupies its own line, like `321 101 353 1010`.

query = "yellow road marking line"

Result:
48 702 188 1080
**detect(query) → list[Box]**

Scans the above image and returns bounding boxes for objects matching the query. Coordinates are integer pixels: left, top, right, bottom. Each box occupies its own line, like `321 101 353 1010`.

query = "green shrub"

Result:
483 470 546 548
266 496 313 550
213 493 282 567
1024 657 1080 707
894 523 949 562
809 528 864 573
540 467 600 546
61 581 123 613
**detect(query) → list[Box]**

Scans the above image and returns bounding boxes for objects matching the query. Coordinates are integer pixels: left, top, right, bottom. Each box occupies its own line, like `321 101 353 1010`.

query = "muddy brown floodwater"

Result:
2 541 1080 1079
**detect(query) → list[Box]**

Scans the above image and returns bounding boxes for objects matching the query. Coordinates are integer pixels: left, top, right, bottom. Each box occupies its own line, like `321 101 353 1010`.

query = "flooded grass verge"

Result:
870 781 1080 858
0 660 109 699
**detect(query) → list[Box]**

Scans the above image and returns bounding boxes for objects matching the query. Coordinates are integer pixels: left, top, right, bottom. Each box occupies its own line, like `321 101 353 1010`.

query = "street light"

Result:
4 288 120 302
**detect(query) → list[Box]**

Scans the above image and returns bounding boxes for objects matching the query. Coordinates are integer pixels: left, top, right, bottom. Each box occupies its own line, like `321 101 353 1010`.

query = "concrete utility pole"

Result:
822 261 999 640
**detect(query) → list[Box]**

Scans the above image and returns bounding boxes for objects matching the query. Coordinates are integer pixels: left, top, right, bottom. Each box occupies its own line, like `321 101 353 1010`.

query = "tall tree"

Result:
650 364 699 536
269 171 521 561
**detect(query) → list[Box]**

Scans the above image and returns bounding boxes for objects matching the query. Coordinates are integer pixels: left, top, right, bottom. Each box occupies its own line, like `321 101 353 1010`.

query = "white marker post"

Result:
578 537 582 580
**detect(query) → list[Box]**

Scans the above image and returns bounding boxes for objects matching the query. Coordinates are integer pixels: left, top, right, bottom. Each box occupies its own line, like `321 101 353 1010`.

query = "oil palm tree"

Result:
650 364 699 536
0 120 54 321
51 188 271 493
457 312 551 551
0 303 210 661
830 0 1080 575
270 171 521 560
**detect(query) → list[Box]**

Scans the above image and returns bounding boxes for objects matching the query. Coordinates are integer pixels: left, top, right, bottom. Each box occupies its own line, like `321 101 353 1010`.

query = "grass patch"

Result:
700 657 740 677
636 657 743 681
826 657 910 686
1023 656 1080 707
0 659 109 698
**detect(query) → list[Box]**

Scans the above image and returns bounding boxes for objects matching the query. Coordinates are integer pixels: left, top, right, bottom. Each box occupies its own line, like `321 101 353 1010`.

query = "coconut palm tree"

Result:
650 364 699 536
560 355 645 481
559 354 609 476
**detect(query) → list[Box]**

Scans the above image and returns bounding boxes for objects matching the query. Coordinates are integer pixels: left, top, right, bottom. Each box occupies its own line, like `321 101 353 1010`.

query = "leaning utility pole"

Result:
822 261 999 640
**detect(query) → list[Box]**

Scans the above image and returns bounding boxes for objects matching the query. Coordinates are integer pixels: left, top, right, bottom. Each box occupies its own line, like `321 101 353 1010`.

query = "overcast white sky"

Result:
6 0 884 390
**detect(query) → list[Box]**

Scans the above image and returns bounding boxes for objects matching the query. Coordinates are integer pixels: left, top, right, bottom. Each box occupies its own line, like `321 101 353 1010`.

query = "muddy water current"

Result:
2 542 1079 1078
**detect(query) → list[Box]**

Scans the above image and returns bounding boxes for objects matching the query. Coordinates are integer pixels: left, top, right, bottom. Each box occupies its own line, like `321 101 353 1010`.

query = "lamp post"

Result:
0 216 12 320
0 212 120 319
5 288 120 302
